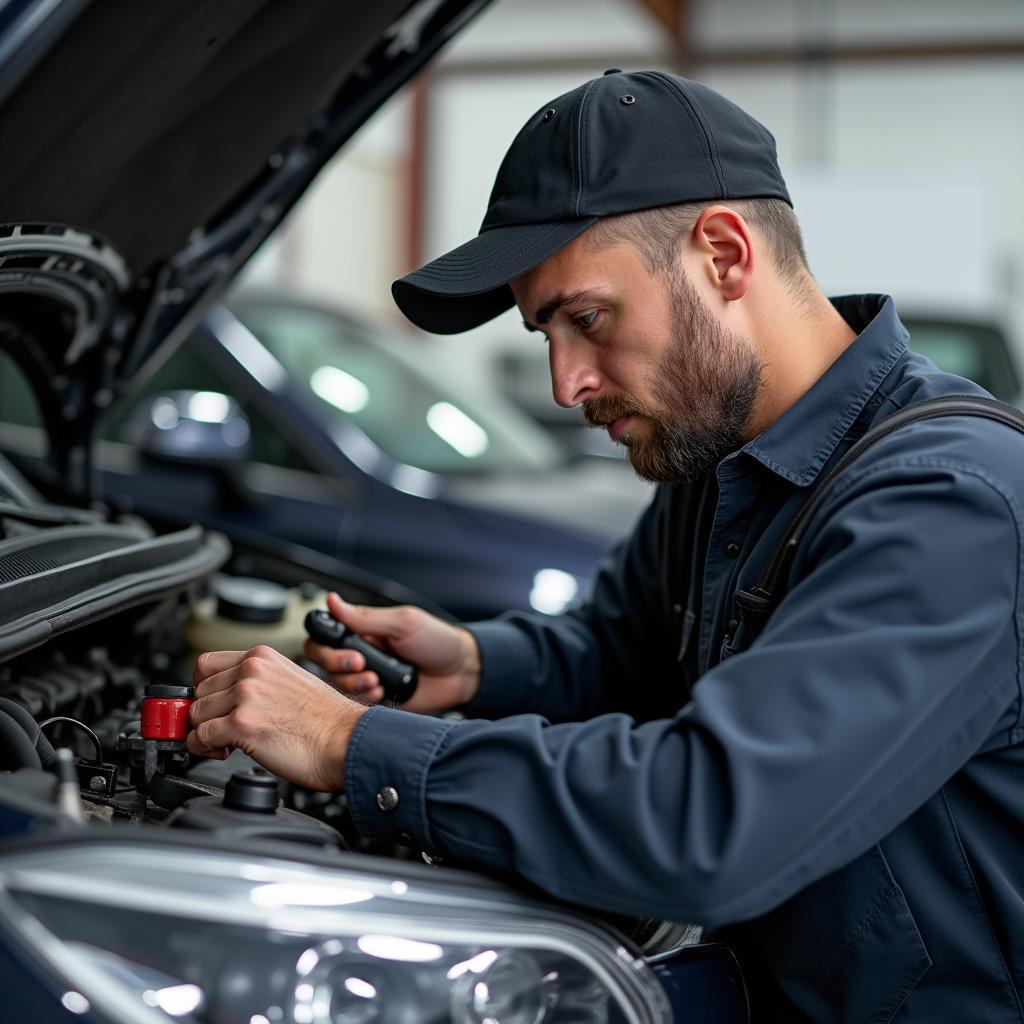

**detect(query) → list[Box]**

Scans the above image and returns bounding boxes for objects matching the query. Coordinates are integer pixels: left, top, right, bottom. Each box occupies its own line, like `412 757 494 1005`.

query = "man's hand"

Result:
303 592 481 714
188 644 368 791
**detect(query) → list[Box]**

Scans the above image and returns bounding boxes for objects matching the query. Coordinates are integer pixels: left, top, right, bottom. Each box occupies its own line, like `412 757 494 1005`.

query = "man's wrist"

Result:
458 627 482 705
320 695 370 791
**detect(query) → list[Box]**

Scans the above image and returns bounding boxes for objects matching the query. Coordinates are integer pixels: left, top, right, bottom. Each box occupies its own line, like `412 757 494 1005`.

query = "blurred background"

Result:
241 0 1024 415
3 0 1023 619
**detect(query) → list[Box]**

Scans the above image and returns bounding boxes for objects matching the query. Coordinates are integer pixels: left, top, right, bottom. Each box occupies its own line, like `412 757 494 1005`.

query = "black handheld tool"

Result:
304 609 418 705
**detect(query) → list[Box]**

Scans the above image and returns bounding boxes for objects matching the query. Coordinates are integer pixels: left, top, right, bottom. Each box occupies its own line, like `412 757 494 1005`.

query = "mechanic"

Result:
187 71 1024 1021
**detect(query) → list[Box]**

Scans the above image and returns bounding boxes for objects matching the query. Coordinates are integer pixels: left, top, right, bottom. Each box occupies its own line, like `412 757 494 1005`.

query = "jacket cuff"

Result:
461 619 537 716
344 705 457 853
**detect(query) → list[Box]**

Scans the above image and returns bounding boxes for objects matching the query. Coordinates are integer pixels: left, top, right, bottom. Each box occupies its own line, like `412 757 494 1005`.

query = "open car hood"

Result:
0 0 490 497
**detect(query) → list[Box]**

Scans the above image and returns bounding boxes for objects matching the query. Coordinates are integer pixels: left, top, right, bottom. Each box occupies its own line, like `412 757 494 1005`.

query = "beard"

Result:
583 272 764 484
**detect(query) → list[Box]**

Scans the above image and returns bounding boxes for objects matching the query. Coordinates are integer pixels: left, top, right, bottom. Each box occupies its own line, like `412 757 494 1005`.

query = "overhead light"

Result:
311 365 370 413
426 402 488 458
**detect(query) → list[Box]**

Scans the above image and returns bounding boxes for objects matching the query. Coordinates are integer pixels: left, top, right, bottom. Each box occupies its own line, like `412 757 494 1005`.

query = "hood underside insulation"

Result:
0 0 410 275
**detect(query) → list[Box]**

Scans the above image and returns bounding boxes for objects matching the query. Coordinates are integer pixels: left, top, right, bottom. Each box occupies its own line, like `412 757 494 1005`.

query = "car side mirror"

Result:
130 390 252 467
128 390 256 508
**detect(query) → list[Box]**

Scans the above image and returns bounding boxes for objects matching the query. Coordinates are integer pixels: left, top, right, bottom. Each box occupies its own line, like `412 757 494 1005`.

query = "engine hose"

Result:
38 717 101 767
0 697 57 769
0 709 43 771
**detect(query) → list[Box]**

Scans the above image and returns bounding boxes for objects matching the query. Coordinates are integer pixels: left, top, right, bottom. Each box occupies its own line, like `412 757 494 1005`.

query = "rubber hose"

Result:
0 697 57 769
0 709 42 771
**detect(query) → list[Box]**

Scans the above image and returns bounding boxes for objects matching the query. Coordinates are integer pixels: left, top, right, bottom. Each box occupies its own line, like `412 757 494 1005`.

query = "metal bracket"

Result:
75 759 117 798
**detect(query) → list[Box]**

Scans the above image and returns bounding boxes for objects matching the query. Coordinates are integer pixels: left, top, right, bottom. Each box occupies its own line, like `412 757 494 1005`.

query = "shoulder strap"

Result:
660 476 703 622
735 393 1024 627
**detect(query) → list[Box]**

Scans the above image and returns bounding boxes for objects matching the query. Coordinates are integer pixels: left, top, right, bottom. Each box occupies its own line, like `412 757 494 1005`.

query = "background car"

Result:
0 288 652 619
899 313 1022 404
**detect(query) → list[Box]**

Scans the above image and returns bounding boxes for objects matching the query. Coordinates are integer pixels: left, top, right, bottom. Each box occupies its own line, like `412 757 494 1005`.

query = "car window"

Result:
230 300 564 476
0 352 44 429
100 342 313 471
906 320 1020 403
0 445 40 503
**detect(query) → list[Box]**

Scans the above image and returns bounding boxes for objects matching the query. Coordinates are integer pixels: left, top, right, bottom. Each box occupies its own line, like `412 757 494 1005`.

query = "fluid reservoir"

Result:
141 683 195 741
184 576 326 658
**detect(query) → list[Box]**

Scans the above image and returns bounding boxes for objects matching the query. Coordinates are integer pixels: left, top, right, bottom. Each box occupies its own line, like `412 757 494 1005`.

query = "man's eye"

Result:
574 310 601 331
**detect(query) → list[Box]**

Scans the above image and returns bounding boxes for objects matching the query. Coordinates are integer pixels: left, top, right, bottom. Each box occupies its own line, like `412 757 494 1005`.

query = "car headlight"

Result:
0 837 671 1024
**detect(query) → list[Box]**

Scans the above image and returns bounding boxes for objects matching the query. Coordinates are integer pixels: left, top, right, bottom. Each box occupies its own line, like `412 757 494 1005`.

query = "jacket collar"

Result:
740 294 908 487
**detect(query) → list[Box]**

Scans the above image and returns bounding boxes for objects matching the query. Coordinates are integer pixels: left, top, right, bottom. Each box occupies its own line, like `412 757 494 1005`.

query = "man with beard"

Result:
188 72 1024 1022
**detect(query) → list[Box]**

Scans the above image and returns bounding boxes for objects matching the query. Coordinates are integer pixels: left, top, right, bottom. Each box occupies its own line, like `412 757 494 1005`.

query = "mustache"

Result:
582 394 649 428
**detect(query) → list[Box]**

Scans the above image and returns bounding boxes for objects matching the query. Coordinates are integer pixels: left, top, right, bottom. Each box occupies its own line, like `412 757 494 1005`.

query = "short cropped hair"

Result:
586 198 811 288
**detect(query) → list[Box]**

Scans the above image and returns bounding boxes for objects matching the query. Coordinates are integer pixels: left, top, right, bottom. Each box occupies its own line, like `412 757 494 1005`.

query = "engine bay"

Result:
0 495 700 966
0 503 407 856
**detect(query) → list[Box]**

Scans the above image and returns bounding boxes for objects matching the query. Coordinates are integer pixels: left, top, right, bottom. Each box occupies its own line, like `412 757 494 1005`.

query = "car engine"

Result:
0 492 411 858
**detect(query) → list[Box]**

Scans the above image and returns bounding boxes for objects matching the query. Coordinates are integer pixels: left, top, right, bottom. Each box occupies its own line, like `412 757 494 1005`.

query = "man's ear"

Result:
693 206 753 301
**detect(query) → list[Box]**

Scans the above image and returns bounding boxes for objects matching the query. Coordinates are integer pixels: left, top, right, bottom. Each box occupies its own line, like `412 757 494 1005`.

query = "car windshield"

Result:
905 318 1021 403
0 448 37 504
229 297 565 476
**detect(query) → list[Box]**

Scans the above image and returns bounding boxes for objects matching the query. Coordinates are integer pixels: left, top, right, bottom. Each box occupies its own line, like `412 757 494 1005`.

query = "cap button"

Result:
603 67 623 75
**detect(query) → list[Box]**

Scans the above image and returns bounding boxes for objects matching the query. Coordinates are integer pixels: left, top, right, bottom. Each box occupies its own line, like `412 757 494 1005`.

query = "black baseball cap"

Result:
392 69 791 335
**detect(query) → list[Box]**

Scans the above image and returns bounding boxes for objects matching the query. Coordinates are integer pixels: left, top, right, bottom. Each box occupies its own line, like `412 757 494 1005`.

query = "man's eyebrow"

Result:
522 289 604 332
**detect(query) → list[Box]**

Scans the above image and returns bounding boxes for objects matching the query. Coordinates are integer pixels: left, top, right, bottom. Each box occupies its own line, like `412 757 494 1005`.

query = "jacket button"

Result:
376 786 399 812
725 542 741 558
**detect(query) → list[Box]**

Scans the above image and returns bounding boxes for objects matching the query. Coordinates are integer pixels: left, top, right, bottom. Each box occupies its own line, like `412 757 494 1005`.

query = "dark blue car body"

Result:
87 297 626 621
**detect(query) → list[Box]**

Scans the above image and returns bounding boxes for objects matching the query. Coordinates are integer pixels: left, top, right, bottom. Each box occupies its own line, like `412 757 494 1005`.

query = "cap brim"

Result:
392 218 598 335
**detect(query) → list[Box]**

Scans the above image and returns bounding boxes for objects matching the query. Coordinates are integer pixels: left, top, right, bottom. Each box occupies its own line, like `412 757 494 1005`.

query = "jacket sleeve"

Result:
344 456 1023 928
459 485 688 723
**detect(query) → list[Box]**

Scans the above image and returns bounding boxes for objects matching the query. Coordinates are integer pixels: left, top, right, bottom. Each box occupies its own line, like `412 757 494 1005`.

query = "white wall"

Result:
440 0 668 60
242 0 1024 391
239 88 415 323
420 0 1024 387
697 57 1024 323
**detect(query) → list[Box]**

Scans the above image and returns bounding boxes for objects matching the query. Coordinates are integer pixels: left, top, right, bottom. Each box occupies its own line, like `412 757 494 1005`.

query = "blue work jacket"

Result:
346 295 1024 1022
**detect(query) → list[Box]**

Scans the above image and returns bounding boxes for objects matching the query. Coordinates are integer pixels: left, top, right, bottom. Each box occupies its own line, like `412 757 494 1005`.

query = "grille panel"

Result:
0 535 133 585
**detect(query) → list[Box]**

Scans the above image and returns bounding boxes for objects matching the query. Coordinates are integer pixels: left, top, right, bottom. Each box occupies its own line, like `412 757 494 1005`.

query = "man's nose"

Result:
549 341 602 409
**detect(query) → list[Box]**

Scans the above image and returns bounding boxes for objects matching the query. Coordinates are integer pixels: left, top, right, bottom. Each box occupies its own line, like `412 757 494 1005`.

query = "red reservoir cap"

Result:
141 684 195 741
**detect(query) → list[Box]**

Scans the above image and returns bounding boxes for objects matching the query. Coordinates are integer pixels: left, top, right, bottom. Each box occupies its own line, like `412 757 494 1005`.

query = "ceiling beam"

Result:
434 37 1024 79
